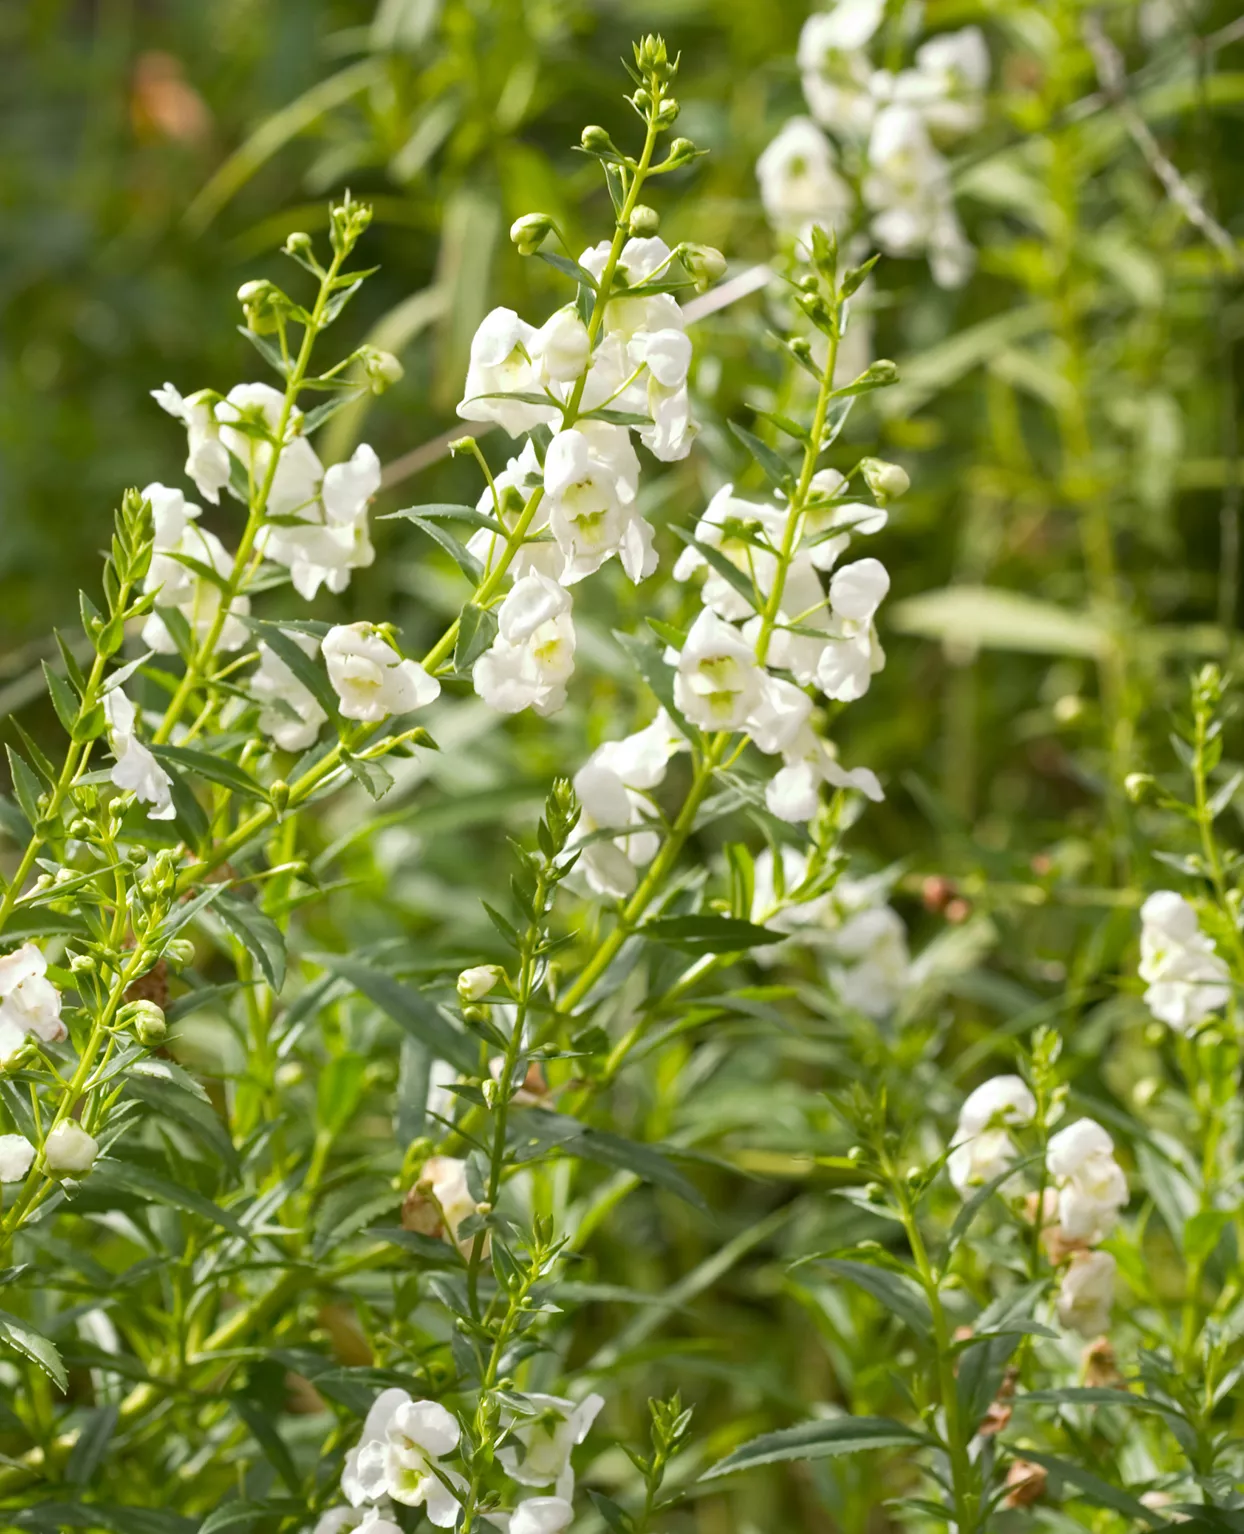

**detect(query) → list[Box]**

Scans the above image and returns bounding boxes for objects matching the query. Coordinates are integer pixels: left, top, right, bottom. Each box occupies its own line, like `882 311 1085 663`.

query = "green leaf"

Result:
640 915 781 954
614 628 678 718
702 1415 931 1479
729 421 794 492
42 661 81 738
1018 1387 1188 1424
65 1402 119 1484
537 250 598 289
405 514 484 582
819 1258 933 1339
90 1159 249 1242
386 503 502 534
236 326 288 378
317 954 475 1070
6 746 44 828
214 891 287 991
242 618 338 723
1184 1208 1231 1268
125 1071 239 1174
454 603 499 671
1015 1450 1167 1526
303 388 367 434
197 1501 307 1534
0 1309 67 1390
947 1152 1042 1250
514 1109 706 1210
231 1397 300 1493
151 744 267 801
670 527 759 612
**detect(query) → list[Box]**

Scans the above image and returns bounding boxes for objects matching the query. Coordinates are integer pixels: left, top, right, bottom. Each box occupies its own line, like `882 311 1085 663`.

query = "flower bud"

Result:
1124 772 1155 804
329 193 373 257
458 964 504 1003
283 231 313 257
44 1122 99 1177
510 212 555 256
662 137 698 169
860 457 911 502
68 951 97 976
580 125 616 155
788 338 813 362
270 779 291 818
628 205 660 237
120 999 167 1046
655 98 680 128
360 347 403 393
166 938 196 971
237 279 284 335
69 818 94 840
634 33 674 82
676 242 726 292
631 87 653 113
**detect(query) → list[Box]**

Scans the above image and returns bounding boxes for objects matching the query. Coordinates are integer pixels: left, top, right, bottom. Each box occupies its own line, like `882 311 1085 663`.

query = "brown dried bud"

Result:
979 1401 1012 1437
1083 1337 1122 1388
922 875 957 914
945 897 972 925
1004 1460 1047 1509
401 1183 444 1239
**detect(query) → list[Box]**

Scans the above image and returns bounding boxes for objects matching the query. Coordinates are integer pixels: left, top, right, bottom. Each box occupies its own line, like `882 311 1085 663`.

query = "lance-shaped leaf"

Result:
317 954 475 1070
702 1415 932 1479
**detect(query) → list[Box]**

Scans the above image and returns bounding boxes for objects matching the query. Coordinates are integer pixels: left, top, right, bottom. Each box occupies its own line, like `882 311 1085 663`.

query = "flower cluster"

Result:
757 0 987 285
947 1076 1129 1339
671 464 898 823
1138 889 1231 1033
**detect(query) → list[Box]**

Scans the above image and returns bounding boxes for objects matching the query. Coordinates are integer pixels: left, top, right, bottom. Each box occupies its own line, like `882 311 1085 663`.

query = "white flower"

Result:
466 441 554 579
457 309 558 438
499 1392 604 1499
947 1076 1036 1197
102 687 176 821
323 623 440 723
312 1507 402 1534
828 904 911 1017
151 384 230 504
421 1155 485 1255
899 28 990 139
457 965 503 1002
864 104 973 288
510 1500 575 1534
751 846 832 936
216 381 296 478
1056 1249 1116 1337
473 574 576 717
672 485 787 621
797 0 886 136
543 425 650 584
0 945 66 1064
815 557 889 702
757 117 853 239
44 1121 99 1176
0 1134 34 1182
673 610 764 731
530 307 592 385
252 634 327 752
260 437 378 600
141 500 251 656
1047 1118 1128 1243
342 1389 465 1526
765 726 883 823
1138 890 1231 1033
579 237 682 339
568 713 683 898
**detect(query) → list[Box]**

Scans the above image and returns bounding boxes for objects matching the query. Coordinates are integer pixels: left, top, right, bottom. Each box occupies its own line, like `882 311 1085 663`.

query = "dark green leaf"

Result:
454 603 499 671
640 915 781 954
215 891 287 991
702 1416 931 1479
406 515 484 582
90 1159 249 1242
151 745 267 801
65 1402 119 1484
729 421 794 492
317 954 474 1070
819 1258 933 1339
1016 1450 1167 1526
0 1309 67 1390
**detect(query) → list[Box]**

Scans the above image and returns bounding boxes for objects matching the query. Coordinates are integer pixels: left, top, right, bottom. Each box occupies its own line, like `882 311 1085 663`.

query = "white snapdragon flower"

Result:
418 1155 486 1256
489 1499 576 1534
323 623 440 723
947 1076 1036 1197
1138 891 1231 1033
342 1389 465 1525
863 104 973 289
151 383 230 504
802 466 889 571
815 557 890 702
530 307 592 386
498 1392 605 1499
0 944 66 1064
1056 1249 1116 1337
672 610 764 732
44 1121 99 1176
757 117 853 239
766 727 883 822
457 309 559 438
672 485 787 621
215 381 297 478
257 437 378 600
102 687 176 821
543 425 651 584
828 903 911 1017
896 28 991 140
1046 1118 1128 1243
458 965 504 1002
797 0 886 136
313 1507 402 1534
0 1134 34 1182
570 712 684 899
252 634 327 752
473 573 576 717
140 484 251 656
578 237 682 340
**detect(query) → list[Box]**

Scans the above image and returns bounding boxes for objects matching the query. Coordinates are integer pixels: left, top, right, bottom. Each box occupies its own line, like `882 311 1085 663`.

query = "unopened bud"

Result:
788 338 813 362
628 204 660 237
860 457 911 502
580 125 615 154
676 242 726 292
270 779 290 818
662 137 698 169
458 964 504 1003
510 212 555 256
1124 772 1155 804
69 818 93 840
237 279 285 335
166 938 196 970
44 1122 98 1178
283 231 313 257
631 87 653 113
655 98 680 128
360 347 403 393
68 952 97 976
